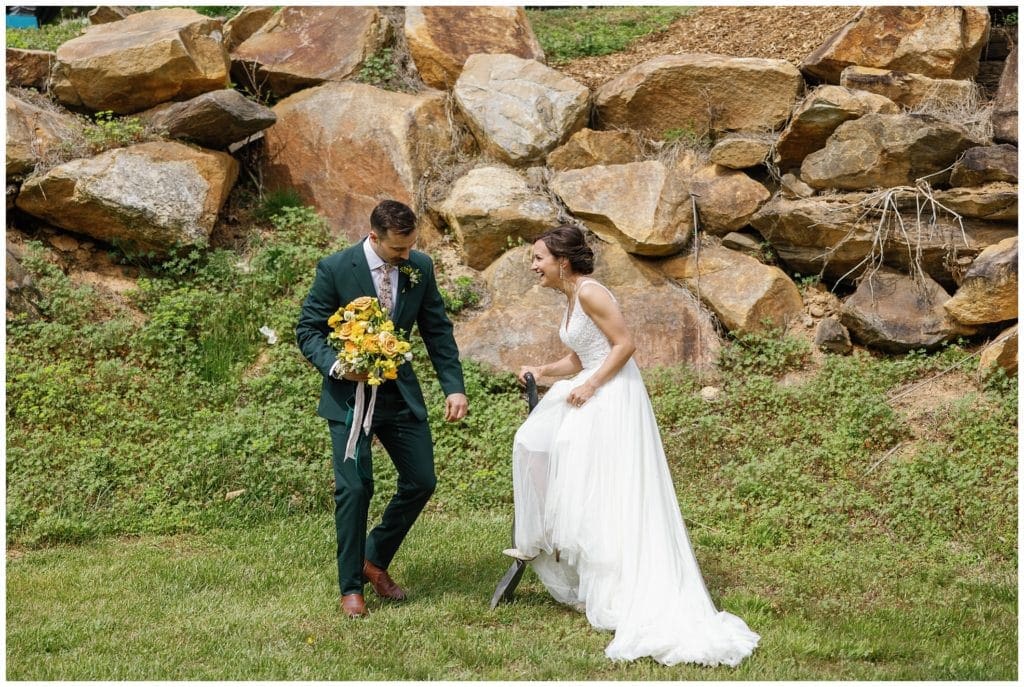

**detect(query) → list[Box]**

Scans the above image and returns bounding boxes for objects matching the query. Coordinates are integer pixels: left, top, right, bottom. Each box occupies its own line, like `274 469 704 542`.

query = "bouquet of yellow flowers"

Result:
327 296 414 386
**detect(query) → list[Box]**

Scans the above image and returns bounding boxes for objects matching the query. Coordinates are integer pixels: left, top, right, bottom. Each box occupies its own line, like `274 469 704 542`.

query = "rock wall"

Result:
6 6 1018 374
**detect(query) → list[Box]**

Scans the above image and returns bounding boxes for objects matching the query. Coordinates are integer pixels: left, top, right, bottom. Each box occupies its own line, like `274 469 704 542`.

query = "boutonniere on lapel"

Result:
399 264 422 293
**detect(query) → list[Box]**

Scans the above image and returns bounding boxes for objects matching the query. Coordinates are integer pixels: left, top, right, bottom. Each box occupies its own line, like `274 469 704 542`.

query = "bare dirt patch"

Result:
559 6 860 90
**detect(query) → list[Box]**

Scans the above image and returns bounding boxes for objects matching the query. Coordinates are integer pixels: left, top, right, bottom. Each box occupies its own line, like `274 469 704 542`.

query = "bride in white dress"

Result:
510 225 760 667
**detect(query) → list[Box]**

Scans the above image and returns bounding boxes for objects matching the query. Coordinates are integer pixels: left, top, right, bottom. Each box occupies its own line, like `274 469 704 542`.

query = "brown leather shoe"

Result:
340 593 367 618
363 559 407 601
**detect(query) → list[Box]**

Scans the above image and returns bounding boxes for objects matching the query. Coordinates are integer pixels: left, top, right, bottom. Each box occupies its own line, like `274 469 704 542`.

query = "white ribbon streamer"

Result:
344 382 379 461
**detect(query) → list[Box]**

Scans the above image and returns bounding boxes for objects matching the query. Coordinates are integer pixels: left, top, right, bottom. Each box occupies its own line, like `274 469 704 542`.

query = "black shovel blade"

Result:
489 559 527 609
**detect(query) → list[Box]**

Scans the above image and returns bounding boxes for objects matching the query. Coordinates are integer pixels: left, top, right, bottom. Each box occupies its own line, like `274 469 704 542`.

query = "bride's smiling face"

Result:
531 239 563 288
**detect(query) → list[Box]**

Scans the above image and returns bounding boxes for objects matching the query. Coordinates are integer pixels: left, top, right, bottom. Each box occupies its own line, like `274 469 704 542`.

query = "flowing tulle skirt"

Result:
512 359 760 666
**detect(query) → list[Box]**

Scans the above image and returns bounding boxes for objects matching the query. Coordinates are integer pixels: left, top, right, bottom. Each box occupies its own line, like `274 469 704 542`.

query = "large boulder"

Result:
991 46 1017 144
677 152 771 235
840 267 975 352
594 53 803 138
263 82 452 243
839 66 978 109
546 128 642 170
944 236 1017 325
800 113 983 190
223 6 276 52
549 160 692 256
977 324 1017 378
137 89 276 149
231 6 387 99
936 184 1017 222
15 141 238 256
949 145 1018 187
6 48 55 91
453 53 589 166
751 192 1017 287
455 241 721 380
6 93 80 177
773 85 899 171
50 8 230 114
404 6 545 90
436 165 560 270
801 7 991 83
657 244 803 334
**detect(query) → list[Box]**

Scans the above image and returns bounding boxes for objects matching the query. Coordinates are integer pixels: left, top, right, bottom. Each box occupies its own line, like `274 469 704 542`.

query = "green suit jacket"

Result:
296 239 465 423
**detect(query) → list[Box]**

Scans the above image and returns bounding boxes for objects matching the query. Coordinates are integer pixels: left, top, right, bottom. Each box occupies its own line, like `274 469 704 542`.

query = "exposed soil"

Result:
558 6 861 90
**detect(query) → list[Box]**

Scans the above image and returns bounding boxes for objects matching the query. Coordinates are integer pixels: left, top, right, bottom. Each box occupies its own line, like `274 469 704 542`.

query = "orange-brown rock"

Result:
708 135 772 170
231 6 387 98
15 141 238 255
594 53 803 138
991 46 1018 144
223 6 276 52
658 244 803 334
944 237 1018 325
87 6 136 24
801 7 990 83
839 66 979 109
549 161 692 257
6 93 80 177
138 89 276 149
546 129 642 170
404 6 544 90
949 145 1018 188
263 82 452 243
6 48 55 90
50 8 230 114
977 324 1017 378
676 152 770 235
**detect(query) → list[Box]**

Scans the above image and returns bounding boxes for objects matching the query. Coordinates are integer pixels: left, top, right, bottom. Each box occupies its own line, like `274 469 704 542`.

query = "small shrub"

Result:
356 49 396 86
6 18 87 51
440 276 483 314
255 188 305 222
718 327 811 377
527 7 692 63
83 110 149 151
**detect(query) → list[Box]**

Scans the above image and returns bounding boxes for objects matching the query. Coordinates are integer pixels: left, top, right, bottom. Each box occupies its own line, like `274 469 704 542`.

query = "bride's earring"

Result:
558 263 564 281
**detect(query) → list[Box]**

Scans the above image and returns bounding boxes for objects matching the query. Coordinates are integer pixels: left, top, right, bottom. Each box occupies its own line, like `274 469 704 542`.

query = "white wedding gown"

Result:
512 279 760 667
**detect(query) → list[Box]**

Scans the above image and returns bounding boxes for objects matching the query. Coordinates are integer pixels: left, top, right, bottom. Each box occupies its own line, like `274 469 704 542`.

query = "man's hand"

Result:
444 393 469 422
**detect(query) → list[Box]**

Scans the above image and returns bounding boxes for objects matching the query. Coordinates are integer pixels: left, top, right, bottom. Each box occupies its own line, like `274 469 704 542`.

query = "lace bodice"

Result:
560 279 614 370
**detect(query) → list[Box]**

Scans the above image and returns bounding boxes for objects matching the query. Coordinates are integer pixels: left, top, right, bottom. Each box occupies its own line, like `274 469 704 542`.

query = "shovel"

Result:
488 371 539 609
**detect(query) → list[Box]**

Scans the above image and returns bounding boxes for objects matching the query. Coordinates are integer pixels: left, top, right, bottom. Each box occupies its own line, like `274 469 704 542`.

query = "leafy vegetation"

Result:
356 48 397 87
6 17 87 51
526 6 694 63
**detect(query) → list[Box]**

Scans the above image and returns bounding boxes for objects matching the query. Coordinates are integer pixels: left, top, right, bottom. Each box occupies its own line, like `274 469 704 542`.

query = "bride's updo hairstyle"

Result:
536 225 594 275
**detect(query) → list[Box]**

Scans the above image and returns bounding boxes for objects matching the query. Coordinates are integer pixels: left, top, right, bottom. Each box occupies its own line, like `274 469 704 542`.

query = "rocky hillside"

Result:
6 6 1018 379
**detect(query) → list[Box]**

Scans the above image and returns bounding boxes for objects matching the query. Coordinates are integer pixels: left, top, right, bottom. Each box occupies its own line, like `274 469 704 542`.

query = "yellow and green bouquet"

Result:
327 296 413 386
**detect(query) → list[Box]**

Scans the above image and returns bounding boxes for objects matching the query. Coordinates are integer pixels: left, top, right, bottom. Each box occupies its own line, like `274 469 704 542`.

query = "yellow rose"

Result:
396 341 411 354
381 320 395 332
328 311 343 328
349 296 374 311
344 340 359 354
383 368 398 380
378 331 400 356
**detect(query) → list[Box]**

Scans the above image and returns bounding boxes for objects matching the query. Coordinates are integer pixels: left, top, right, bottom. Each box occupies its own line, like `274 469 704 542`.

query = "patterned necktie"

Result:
377 264 393 314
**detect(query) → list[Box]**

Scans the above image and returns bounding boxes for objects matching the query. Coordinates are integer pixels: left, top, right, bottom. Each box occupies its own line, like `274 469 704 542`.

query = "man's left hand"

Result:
444 393 469 422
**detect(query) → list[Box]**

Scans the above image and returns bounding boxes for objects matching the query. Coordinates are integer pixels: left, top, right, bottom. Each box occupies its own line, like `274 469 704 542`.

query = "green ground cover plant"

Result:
526 6 694 63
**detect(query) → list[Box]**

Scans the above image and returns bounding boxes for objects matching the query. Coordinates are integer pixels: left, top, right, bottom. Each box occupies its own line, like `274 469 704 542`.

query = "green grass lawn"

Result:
6 511 1016 680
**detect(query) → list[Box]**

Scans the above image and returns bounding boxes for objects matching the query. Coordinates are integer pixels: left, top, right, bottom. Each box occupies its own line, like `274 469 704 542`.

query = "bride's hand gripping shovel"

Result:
489 371 539 609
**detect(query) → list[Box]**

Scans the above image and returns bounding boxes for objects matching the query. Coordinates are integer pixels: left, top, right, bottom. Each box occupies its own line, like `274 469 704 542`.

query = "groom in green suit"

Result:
297 200 468 618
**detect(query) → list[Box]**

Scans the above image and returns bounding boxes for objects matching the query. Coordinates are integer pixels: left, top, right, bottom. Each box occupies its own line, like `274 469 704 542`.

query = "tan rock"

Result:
780 173 815 199
934 184 1017 222
750 193 1017 287
51 8 230 114
88 6 136 24
677 153 771 235
549 161 692 256
814 316 853 354
15 141 238 256
949 145 1017 187
454 53 589 166
223 6 276 52
977 324 1017 378
456 242 720 378
708 135 772 169
992 46 1017 144
6 48 55 90
801 7 991 83
839 66 978 108
944 237 1017 325
594 53 803 138
437 165 559 270
801 113 983 190
659 244 803 334
263 82 452 243
405 6 544 90
773 85 898 172
231 6 387 98
138 89 276 149
6 93 80 177
546 129 641 170
840 267 975 352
